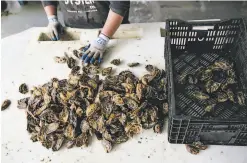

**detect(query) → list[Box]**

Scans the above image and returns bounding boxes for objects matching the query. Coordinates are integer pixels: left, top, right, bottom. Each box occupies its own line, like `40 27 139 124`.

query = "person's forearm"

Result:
44 5 57 16
101 9 124 38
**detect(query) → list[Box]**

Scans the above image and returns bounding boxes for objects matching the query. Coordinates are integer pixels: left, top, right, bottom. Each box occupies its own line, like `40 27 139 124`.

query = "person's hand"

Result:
81 33 110 65
47 15 64 41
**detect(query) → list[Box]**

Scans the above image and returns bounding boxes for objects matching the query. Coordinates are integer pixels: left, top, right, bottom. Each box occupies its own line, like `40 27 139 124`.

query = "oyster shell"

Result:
1 99 11 111
127 62 140 67
19 83 29 94
102 67 112 76
110 59 121 66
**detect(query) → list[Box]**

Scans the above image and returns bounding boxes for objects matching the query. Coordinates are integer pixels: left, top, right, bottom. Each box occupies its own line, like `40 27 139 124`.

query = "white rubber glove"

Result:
47 15 63 41
81 33 110 65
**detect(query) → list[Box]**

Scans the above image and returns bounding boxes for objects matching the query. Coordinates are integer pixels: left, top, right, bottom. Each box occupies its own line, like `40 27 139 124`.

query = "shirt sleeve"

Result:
41 0 58 8
109 1 130 17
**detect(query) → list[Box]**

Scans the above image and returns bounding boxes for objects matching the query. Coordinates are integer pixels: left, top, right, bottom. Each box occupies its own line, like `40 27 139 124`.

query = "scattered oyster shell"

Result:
186 142 208 155
73 49 80 58
1 99 11 111
102 67 112 76
191 90 210 100
110 59 121 66
127 62 140 67
67 57 76 69
19 83 29 94
54 56 67 63
17 97 29 109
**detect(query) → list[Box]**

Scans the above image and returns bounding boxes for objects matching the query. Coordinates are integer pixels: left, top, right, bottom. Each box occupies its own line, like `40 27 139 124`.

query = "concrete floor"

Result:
1 1 247 38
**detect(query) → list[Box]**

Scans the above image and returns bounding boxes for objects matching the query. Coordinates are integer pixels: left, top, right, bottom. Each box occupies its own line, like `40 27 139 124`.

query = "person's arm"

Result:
101 9 123 38
82 1 130 64
101 1 130 38
41 1 63 41
41 1 58 16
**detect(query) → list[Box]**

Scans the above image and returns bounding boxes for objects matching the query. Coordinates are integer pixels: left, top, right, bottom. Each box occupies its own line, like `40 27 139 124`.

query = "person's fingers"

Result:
84 51 95 63
82 53 88 60
82 49 90 60
49 29 56 41
53 26 60 40
90 51 100 64
82 44 90 52
98 52 103 63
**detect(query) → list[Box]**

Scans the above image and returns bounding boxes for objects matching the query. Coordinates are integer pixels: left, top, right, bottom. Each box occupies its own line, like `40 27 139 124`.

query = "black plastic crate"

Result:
165 18 247 146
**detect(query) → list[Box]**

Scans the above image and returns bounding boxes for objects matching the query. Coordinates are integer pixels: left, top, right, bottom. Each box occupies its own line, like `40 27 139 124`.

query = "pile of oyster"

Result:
177 59 246 113
18 61 168 152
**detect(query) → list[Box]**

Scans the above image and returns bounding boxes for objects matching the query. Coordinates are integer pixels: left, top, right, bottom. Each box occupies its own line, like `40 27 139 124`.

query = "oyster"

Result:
67 57 76 69
52 134 64 151
123 97 139 110
153 123 161 133
127 62 140 67
73 49 80 58
102 139 112 153
19 83 29 94
205 104 216 112
125 93 139 104
214 60 232 70
17 97 29 109
226 89 235 102
205 80 221 93
86 103 100 117
121 83 135 93
186 74 198 84
112 94 124 105
237 92 245 106
199 68 212 81
102 67 112 76
59 107 69 123
66 140 75 149
191 90 210 100
136 83 145 100
115 134 129 144
110 59 121 66
125 122 142 137
141 74 154 85
185 141 207 155
71 66 80 75
185 144 200 155
217 92 228 103
54 56 66 64
82 65 100 75
80 120 91 134
1 99 11 111
45 123 59 134
163 102 169 116
64 124 75 140
227 69 236 78
75 133 90 147
177 73 187 84
145 64 155 72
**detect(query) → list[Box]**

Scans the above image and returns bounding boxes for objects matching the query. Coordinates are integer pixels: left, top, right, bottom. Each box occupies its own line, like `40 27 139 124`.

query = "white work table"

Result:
1 23 247 163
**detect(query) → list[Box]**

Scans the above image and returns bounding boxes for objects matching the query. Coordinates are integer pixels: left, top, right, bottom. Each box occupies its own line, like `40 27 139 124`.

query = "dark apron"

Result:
59 1 129 28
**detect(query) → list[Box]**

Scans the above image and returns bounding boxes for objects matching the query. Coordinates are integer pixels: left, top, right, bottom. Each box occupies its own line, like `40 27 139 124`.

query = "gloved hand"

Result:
81 33 110 65
47 15 64 41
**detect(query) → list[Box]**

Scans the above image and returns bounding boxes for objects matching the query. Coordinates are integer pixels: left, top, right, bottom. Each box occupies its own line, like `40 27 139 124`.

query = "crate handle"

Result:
198 37 204 41
192 26 214 30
